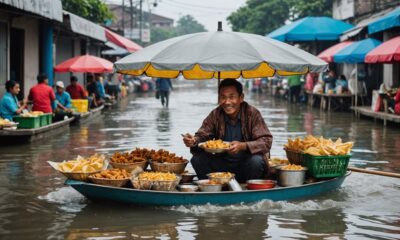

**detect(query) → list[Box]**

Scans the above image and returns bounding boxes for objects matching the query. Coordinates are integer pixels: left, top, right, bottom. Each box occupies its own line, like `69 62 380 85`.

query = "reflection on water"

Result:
0 87 399 239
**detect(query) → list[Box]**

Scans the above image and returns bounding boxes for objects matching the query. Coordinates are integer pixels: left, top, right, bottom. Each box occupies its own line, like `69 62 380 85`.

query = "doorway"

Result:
10 27 24 100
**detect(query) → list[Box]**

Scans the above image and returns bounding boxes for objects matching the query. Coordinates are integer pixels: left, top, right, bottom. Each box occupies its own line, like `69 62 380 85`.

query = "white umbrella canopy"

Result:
114 23 328 80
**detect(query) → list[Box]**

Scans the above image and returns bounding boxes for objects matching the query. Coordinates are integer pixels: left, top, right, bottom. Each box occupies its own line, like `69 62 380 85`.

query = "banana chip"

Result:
285 135 353 156
58 154 105 173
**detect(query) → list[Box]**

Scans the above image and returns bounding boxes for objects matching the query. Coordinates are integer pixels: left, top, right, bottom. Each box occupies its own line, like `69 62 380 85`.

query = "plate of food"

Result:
198 139 230 154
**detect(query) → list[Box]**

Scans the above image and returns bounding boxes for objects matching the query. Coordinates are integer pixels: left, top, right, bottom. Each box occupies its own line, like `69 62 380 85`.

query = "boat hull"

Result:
65 172 350 206
0 117 74 143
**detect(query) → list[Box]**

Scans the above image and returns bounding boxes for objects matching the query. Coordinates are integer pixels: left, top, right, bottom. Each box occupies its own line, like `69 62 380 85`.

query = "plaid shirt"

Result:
193 101 273 155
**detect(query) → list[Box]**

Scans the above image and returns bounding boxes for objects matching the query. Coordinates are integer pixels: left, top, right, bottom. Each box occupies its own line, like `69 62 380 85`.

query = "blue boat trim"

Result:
65 171 351 206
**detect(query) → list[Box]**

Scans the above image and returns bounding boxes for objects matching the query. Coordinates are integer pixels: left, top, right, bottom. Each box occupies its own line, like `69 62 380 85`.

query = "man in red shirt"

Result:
66 76 87 99
28 73 55 113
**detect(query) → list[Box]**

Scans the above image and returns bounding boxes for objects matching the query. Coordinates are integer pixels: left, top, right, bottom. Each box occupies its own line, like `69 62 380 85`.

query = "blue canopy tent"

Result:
368 7 400 35
333 38 382 106
267 16 354 42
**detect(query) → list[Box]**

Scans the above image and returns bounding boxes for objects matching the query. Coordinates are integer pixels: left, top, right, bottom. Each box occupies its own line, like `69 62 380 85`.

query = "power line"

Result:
166 0 235 11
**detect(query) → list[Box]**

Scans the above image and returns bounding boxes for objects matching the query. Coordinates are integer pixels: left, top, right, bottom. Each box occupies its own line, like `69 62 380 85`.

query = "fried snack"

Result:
208 172 233 178
110 151 147 163
91 168 130 180
138 171 177 181
0 118 14 126
203 139 230 149
149 149 186 163
58 154 105 173
20 111 44 117
281 164 304 171
269 157 289 166
284 135 353 156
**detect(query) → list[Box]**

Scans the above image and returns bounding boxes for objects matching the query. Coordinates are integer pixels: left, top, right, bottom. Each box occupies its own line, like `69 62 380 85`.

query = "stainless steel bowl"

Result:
180 173 197 184
178 184 199 192
277 167 307 187
196 179 223 192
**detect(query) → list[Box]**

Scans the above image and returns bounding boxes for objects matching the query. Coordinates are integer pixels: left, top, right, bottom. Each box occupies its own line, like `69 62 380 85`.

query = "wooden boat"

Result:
71 105 104 125
0 117 74 143
65 171 350 206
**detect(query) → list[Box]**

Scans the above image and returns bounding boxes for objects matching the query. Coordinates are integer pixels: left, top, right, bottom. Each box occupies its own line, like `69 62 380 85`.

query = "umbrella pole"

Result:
217 71 220 102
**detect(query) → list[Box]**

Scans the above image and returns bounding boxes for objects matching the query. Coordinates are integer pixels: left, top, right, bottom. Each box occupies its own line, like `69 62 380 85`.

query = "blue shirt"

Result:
96 81 106 98
55 91 72 108
156 78 173 91
0 92 19 120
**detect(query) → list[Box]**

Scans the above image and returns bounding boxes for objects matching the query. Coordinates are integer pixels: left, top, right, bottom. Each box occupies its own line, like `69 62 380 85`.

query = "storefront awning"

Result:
0 0 63 21
102 42 130 56
341 8 398 41
64 11 106 42
368 7 400 35
105 29 142 52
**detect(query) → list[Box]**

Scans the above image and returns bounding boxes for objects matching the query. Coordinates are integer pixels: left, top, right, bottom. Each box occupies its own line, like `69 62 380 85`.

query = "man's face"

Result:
218 86 244 118
71 81 77 86
56 86 64 94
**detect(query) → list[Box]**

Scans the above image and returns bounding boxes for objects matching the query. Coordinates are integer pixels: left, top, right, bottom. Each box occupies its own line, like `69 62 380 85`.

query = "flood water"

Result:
0 83 399 239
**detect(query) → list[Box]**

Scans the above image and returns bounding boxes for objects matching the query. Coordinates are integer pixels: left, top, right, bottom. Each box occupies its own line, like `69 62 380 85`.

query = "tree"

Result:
227 0 333 35
150 15 205 44
151 27 177 44
62 0 113 24
175 15 206 35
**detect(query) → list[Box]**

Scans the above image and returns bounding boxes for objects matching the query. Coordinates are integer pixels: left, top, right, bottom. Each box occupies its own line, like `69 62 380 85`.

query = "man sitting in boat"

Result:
183 78 273 183
28 73 55 114
53 81 73 121
86 75 103 108
0 80 28 120
66 76 87 100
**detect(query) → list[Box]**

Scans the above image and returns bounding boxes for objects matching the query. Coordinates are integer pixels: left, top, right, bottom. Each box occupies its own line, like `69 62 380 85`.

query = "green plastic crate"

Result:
13 116 41 129
303 154 350 178
39 114 53 127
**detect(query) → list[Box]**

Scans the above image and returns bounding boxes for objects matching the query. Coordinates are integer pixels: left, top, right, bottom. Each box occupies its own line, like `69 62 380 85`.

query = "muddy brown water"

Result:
0 84 399 239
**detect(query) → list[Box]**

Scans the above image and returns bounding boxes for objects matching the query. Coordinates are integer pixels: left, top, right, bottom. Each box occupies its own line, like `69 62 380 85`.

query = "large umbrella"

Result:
267 17 354 42
333 38 382 64
318 41 354 62
114 23 328 80
54 54 113 73
365 36 400 63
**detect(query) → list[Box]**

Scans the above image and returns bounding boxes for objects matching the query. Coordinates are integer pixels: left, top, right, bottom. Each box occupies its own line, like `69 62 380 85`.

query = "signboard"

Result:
124 28 151 42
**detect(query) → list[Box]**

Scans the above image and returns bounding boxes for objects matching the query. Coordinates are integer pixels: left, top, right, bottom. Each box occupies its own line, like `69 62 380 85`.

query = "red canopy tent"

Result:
365 36 400 63
317 41 353 62
105 29 142 53
54 54 113 73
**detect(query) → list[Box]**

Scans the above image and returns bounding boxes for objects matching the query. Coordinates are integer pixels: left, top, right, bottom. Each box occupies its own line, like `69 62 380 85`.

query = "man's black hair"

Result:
218 78 243 95
37 73 48 83
70 75 78 82
87 75 94 82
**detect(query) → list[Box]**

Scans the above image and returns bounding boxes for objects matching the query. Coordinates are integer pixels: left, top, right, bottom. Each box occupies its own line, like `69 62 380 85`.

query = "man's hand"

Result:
182 133 197 148
228 141 247 154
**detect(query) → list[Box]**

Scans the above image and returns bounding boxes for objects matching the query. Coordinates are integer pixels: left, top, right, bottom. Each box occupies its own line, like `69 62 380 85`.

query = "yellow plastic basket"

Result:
71 99 88 113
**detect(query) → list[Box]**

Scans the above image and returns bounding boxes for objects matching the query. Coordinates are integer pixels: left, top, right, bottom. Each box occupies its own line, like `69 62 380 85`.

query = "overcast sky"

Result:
106 0 247 31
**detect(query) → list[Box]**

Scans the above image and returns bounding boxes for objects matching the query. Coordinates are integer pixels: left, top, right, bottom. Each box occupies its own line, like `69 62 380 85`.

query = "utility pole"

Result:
122 0 125 31
139 0 143 43
130 0 134 30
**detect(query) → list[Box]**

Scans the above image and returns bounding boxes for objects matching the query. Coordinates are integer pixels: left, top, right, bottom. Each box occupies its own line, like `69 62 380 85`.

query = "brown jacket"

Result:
193 101 273 155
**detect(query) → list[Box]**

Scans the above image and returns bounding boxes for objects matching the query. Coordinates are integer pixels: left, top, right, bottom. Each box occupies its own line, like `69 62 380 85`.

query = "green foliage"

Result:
228 0 333 35
62 0 113 24
150 15 206 44
175 15 206 35
151 27 177 43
